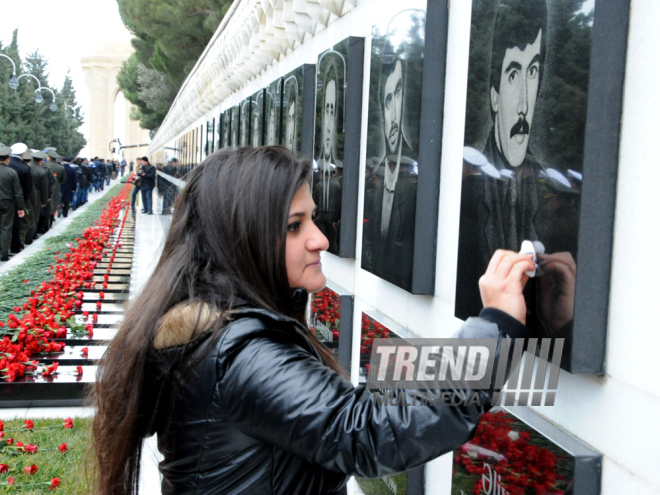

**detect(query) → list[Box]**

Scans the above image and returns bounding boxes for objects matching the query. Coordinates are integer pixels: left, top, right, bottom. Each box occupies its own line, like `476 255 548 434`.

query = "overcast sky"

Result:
0 0 132 155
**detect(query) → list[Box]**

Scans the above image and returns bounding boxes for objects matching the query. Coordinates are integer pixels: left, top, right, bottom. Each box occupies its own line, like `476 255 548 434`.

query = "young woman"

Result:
93 146 534 495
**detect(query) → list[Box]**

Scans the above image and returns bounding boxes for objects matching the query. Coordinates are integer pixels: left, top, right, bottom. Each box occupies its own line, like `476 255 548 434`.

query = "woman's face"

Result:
286 183 329 292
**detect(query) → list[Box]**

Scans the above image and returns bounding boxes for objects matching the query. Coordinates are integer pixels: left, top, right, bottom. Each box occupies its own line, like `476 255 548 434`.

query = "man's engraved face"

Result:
322 79 337 161
382 60 403 155
491 29 542 167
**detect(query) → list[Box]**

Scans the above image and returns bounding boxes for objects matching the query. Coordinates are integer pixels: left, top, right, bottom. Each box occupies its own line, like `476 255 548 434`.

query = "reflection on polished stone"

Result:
79 302 126 313
34 345 107 364
83 292 129 302
0 365 98 407
92 275 131 283
58 327 118 344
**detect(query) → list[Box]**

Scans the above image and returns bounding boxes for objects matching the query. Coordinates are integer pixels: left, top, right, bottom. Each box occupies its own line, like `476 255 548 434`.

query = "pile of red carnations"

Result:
0 185 131 382
0 418 75 489
453 410 569 495
360 313 395 358
310 288 341 341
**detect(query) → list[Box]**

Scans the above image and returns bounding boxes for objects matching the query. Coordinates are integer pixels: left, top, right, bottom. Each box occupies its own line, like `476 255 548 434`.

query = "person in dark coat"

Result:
60 157 78 217
138 156 156 214
93 148 535 495
8 143 34 253
0 145 25 261
26 151 49 244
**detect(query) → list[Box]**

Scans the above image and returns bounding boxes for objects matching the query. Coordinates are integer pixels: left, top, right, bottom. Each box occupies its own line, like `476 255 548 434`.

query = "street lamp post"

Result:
36 87 57 112
64 103 78 123
0 54 19 90
17 73 43 104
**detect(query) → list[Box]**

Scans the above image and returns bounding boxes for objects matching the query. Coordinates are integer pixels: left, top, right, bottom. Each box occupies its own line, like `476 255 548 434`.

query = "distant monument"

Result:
81 33 150 164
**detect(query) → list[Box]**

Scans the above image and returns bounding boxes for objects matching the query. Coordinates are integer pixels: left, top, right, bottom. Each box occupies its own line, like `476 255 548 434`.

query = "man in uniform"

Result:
27 151 49 244
0 145 25 261
8 143 34 254
19 149 38 245
44 150 66 226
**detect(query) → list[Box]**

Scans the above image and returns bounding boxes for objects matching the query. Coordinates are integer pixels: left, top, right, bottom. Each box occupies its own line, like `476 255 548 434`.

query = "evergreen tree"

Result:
0 30 86 155
116 0 233 131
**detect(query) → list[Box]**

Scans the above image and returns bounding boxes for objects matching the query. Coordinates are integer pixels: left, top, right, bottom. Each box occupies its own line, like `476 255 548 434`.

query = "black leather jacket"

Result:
148 306 528 494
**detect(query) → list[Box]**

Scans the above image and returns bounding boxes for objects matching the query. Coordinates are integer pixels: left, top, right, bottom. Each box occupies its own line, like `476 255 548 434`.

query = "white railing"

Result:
148 0 357 155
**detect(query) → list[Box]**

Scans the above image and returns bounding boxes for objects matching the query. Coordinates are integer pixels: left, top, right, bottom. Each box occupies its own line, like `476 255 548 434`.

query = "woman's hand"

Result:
479 250 535 324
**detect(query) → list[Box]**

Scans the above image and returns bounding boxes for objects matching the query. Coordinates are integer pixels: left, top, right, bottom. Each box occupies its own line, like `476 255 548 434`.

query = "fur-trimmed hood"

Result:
153 302 223 349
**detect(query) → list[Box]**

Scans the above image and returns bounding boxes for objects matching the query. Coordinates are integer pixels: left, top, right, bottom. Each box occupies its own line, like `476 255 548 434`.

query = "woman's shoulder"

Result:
152 302 310 352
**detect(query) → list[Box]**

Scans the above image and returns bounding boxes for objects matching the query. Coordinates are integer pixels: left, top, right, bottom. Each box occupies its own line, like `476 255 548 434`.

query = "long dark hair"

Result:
92 146 343 495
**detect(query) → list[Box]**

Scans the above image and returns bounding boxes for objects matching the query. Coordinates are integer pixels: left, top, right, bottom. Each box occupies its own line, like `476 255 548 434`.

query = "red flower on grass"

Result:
24 443 38 453
50 477 60 489
63 418 74 429
23 464 38 474
58 442 68 453
8 477 14 486
0 464 8 473
24 419 34 430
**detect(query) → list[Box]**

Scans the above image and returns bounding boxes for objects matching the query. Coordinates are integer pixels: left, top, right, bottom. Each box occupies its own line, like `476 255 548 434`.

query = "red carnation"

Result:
23 464 38 474
58 442 68 453
24 443 38 453
76 365 83 376
24 419 34 429
81 347 89 356
50 477 60 489
0 464 8 474
63 418 74 429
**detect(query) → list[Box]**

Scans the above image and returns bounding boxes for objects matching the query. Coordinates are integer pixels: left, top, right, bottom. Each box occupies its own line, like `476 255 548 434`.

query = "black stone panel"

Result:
0 366 97 408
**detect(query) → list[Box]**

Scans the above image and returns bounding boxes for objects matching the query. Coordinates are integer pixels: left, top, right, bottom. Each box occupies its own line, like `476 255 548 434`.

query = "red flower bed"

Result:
360 312 395 359
310 288 341 342
0 184 131 382
453 410 572 495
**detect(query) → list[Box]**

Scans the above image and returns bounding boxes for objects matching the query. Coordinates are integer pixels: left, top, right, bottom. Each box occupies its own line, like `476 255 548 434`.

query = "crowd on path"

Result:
0 142 127 262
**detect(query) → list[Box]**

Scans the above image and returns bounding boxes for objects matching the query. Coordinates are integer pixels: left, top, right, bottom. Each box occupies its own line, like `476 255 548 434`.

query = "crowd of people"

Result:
0 141 127 263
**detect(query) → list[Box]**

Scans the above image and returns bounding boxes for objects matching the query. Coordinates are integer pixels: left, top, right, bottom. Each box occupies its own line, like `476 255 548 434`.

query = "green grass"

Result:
0 417 93 493
356 473 407 495
0 184 124 322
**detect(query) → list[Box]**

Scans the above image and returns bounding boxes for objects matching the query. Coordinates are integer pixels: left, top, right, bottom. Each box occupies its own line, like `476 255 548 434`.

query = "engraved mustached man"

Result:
363 16 420 292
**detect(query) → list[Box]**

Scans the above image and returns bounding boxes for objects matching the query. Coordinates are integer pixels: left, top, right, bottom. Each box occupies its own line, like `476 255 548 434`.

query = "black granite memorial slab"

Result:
93 269 132 276
78 302 126 313
83 292 129 302
72 314 124 326
33 346 107 365
95 263 133 269
452 406 601 495
92 275 130 283
58 327 118 345
0 366 97 407
455 0 630 374
356 311 423 495
87 283 129 293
